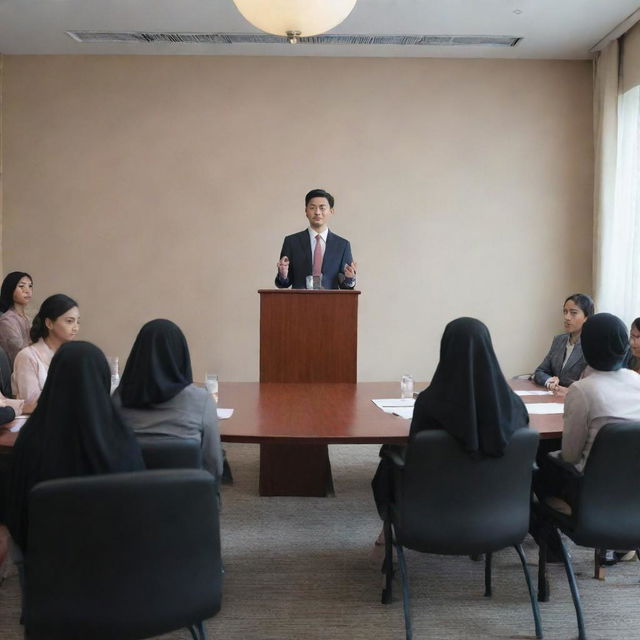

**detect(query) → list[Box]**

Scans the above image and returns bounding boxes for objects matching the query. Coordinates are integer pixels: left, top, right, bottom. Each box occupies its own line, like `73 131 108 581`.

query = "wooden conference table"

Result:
0 379 563 495
219 379 563 496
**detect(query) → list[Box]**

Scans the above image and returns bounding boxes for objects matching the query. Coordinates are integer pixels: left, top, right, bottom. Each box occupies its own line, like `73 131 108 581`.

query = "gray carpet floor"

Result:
2 443 640 639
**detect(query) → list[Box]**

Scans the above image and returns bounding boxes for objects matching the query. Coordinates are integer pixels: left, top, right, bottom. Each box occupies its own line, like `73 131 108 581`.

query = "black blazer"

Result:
275 229 354 290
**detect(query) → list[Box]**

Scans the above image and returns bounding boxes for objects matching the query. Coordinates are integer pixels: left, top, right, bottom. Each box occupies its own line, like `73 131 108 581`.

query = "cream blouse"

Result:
12 338 54 404
0 307 31 365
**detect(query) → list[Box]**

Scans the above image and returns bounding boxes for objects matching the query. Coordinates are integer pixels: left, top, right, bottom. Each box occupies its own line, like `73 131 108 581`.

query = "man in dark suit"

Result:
275 189 357 290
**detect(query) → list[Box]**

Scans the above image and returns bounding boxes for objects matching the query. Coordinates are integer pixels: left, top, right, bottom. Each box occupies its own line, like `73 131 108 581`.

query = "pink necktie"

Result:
313 235 323 276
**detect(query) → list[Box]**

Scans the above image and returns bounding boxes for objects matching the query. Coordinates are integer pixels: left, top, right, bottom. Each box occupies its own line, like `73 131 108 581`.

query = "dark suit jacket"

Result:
533 333 587 388
275 229 354 290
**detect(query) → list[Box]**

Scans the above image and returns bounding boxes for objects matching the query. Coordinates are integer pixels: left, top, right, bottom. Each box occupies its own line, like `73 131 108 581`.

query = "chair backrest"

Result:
0 345 12 398
25 469 222 640
138 436 203 470
571 422 640 549
395 428 539 555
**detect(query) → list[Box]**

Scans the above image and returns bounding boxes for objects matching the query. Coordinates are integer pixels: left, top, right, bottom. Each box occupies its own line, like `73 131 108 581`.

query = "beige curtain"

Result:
593 26 640 325
592 40 619 307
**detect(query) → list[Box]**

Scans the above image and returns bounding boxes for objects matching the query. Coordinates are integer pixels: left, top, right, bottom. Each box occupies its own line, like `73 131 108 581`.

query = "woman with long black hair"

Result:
0 272 33 365
12 294 79 404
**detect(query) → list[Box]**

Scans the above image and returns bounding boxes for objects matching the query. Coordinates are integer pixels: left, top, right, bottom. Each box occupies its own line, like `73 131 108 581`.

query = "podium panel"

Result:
259 289 359 384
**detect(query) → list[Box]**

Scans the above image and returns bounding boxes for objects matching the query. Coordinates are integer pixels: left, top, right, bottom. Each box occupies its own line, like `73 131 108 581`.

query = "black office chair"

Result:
0 346 12 398
138 436 203 470
536 422 640 640
24 469 222 640
381 428 542 640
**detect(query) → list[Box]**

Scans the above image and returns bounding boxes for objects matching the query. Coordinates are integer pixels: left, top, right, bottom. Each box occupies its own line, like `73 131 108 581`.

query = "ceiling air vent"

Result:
66 31 522 47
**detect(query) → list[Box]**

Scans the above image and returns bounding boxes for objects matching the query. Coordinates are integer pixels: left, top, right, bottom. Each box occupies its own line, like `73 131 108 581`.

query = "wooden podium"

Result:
258 289 360 496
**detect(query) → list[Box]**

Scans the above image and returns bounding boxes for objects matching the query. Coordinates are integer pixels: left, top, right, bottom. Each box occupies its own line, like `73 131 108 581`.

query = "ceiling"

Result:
0 0 638 59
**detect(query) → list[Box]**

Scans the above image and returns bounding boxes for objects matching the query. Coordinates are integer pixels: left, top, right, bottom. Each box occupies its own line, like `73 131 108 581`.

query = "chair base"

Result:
189 621 208 640
538 527 586 640
382 528 542 640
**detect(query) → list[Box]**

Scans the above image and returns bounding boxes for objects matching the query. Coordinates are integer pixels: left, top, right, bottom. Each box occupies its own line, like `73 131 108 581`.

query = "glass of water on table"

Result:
205 373 219 404
400 374 414 399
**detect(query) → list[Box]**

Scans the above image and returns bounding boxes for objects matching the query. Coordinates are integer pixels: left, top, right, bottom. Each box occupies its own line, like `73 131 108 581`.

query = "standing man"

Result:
275 189 357 290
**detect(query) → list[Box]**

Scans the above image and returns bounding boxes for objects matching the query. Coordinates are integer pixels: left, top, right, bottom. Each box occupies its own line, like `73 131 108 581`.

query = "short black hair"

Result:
632 317 640 333
305 189 334 208
564 293 595 318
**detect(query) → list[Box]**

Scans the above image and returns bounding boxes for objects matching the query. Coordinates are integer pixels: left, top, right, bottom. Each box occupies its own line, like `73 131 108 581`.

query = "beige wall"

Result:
1 55 593 382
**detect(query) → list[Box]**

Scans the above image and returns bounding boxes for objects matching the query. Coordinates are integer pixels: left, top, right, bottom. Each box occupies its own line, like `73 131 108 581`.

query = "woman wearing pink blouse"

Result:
12 294 79 405
0 272 33 366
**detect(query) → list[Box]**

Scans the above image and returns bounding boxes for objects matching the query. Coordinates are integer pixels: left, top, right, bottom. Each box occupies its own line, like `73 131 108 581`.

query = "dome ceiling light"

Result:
232 0 358 44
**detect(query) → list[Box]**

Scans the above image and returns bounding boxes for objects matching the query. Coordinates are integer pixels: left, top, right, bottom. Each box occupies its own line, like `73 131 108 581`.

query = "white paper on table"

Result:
514 390 553 396
217 408 234 419
9 416 28 432
372 398 415 411
391 407 414 420
525 403 564 415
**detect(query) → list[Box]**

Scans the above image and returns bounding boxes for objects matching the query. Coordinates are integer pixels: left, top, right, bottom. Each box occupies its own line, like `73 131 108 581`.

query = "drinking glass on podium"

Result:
205 373 219 404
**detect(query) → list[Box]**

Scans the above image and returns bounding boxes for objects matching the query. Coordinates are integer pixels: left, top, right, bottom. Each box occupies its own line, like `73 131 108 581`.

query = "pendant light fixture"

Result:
232 0 358 43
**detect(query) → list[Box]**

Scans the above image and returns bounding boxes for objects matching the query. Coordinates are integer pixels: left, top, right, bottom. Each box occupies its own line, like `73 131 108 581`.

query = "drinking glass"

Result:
205 373 219 404
306 275 323 289
107 356 120 394
400 374 414 399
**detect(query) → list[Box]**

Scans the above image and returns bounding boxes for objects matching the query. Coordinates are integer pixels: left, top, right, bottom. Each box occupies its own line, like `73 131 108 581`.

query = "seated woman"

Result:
11 294 79 405
535 313 640 509
113 319 223 483
372 317 529 520
6 341 145 552
0 272 33 366
533 293 594 395
626 317 640 374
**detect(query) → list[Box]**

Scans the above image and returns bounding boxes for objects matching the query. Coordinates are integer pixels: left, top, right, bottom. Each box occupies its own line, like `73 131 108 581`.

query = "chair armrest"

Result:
545 452 584 479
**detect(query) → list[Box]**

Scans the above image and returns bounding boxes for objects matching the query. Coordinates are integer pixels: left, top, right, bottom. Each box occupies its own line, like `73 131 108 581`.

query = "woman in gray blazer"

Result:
533 293 594 395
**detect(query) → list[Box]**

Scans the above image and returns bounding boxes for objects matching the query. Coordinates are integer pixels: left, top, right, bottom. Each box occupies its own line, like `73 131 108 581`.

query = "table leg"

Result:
259 443 334 497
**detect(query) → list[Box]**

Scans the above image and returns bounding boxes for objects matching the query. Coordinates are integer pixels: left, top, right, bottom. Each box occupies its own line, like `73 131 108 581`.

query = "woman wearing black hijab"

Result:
372 317 529 519
534 314 640 511
6 341 145 551
410 317 529 453
555 313 640 469
113 319 223 482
